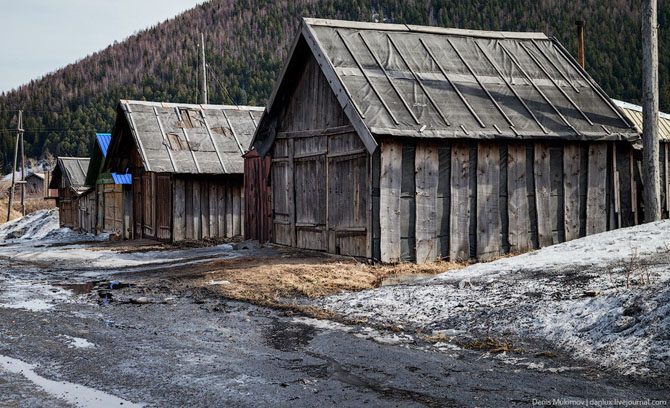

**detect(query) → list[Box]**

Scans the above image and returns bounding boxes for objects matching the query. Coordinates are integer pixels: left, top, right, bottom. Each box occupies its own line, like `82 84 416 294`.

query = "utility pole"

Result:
642 0 660 222
576 21 585 68
200 32 208 105
6 110 24 221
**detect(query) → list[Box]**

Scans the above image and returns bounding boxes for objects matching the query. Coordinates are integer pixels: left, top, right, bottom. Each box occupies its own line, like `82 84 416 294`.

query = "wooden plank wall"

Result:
268 49 368 257
101 184 123 234
377 139 637 264
243 153 273 243
172 175 244 242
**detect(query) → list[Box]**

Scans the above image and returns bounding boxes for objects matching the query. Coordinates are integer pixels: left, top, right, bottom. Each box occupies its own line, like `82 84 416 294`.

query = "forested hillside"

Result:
0 0 668 171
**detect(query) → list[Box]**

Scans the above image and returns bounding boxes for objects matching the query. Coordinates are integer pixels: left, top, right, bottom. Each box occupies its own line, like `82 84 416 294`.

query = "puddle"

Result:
381 273 436 286
265 320 316 352
57 282 96 295
0 355 144 407
61 335 95 349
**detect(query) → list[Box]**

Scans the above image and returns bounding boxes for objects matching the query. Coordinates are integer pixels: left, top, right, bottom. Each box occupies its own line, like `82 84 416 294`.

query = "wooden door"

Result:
156 174 172 240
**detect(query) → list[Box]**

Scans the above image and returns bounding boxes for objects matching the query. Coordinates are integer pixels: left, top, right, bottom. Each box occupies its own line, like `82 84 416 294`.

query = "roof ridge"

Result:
119 99 264 111
302 17 549 40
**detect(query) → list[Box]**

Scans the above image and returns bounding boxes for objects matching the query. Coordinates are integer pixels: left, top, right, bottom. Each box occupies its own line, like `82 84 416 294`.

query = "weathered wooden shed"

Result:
49 157 91 230
614 99 670 220
247 18 641 263
81 133 132 236
105 100 263 242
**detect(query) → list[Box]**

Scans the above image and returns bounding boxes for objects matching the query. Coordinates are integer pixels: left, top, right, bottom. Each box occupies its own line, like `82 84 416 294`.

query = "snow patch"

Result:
315 221 670 377
61 335 95 349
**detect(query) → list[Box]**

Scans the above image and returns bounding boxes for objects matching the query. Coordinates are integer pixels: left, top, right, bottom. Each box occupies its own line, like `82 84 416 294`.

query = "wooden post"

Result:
6 110 23 221
200 33 208 105
642 0 661 222
19 114 26 217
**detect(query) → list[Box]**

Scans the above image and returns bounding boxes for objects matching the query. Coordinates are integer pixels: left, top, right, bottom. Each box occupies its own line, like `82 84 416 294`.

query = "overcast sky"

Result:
0 0 208 93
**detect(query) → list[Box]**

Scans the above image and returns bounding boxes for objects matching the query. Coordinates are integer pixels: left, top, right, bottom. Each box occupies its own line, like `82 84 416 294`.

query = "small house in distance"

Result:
247 18 640 264
81 133 132 236
49 157 91 230
104 100 263 242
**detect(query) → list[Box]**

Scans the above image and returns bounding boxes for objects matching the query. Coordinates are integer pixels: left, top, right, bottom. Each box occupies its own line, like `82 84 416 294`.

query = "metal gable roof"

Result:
612 99 670 142
116 100 264 175
258 18 638 149
56 157 90 188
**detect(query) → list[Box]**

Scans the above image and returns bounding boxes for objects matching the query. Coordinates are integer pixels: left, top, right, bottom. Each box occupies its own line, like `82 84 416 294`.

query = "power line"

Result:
207 64 239 108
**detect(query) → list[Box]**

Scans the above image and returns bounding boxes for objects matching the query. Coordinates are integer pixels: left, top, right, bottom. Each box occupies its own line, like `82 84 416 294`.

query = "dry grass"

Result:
461 337 522 353
168 255 465 307
0 180 55 225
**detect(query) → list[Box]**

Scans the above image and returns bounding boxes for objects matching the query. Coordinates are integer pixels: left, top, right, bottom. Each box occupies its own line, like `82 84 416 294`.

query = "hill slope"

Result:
0 0 668 171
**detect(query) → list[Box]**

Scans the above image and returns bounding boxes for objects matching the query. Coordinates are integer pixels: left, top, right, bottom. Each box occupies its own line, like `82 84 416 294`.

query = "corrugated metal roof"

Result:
612 99 670 141
56 157 90 188
111 173 132 185
255 18 639 153
96 133 112 157
113 100 264 175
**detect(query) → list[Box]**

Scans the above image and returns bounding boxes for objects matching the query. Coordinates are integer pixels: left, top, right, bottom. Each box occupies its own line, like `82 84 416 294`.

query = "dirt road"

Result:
0 239 667 407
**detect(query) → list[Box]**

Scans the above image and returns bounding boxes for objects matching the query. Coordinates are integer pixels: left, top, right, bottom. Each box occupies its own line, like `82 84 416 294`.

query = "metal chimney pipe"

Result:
576 20 585 68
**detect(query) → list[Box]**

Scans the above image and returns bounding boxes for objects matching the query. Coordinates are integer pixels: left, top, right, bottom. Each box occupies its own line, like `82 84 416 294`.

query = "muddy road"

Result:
0 240 667 407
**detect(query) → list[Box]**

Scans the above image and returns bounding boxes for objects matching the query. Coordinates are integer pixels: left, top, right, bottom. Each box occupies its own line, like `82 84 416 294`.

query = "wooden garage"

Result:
104 100 263 242
49 157 91 230
247 18 641 263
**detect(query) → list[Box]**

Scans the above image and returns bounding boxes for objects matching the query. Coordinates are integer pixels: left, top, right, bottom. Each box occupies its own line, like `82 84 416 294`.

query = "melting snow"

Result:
316 220 670 377
61 335 95 349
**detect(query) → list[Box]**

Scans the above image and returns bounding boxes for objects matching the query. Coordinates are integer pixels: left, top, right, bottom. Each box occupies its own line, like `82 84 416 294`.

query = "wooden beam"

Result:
476 143 501 260
450 143 471 261
415 143 439 264
379 141 402 263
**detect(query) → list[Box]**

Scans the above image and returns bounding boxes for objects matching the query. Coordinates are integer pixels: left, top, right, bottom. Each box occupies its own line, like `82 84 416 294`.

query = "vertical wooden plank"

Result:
233 186 241 236
563 144 582 241
151 173 157 238
226 185 233 238
587 143 608 235
371 150 382 261
613 143 621 228
193 179 201 240
415 143 439 264
400 144 416 262
379 141 402 263
173 178 186 241
218 183 226 237
476 143 501 261
534 143 552 247
209 182 218 238
507 144 531 253
240 182 245 238
550 146 565 242
287 138 296 247
437 145 451 259
185 180 193 239
201 181 210 239
450 143 471 261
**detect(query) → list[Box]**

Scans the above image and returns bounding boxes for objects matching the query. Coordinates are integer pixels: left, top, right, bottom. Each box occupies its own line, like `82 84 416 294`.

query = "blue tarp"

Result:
96 133 131 185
